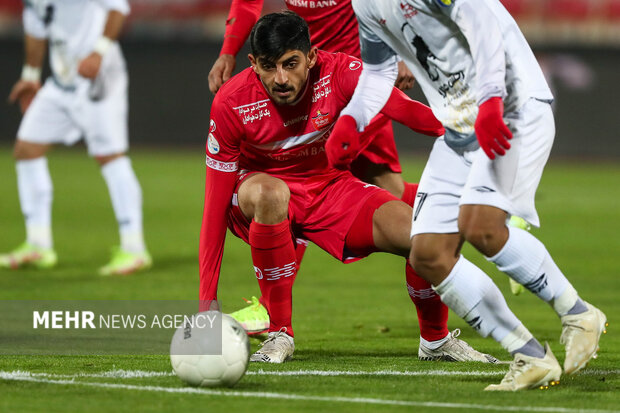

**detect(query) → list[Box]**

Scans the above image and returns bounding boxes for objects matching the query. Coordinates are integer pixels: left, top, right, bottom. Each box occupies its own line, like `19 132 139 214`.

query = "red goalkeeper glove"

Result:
474 97 513 160
326 115 360 169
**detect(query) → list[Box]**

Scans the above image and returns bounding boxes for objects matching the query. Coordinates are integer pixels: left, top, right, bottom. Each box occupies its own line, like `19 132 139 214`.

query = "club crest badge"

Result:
349 60 362 71
311 110 332 130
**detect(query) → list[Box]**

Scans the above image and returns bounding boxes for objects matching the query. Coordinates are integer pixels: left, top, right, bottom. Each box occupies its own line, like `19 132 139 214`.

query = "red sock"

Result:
258 238 306 312
406 262 449 342
295 238 308 272
401 183 449 341
401 182 419 207
249 219 296 337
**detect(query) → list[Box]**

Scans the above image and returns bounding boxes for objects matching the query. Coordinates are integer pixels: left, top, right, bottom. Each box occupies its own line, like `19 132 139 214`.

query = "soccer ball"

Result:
170 311 250 387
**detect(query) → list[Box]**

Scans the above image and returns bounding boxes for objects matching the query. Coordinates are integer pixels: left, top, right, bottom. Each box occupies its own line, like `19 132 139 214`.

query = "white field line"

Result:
0 371 616 413
4 368 618 379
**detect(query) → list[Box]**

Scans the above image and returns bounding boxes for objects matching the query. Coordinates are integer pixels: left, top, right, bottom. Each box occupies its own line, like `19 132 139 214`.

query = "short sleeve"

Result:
352 0 396 66
23 5 47 39
95 0 131 15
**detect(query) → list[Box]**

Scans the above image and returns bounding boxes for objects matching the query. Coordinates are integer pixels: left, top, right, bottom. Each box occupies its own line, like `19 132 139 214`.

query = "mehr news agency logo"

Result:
32 310 218 330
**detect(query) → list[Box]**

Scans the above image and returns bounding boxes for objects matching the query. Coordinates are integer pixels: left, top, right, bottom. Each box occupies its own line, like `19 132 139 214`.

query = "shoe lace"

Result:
560 321 585 346
443 329 468 351
242 296 261 311
500 358 528 384
259 327 289 350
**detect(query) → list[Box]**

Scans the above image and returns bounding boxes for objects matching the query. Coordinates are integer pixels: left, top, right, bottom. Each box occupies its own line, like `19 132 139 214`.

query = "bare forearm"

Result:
102 10 126 41
24 35 47 68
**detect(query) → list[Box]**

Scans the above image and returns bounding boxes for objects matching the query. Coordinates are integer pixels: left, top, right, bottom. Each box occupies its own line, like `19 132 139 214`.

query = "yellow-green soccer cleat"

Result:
229 296 270 335
99 247 152 276
561 302 607 375
507 216 530 295
485 343 562 391
0 242 57 269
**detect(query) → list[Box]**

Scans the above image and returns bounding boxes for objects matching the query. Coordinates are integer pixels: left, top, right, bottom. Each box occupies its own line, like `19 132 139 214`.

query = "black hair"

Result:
249 11 311 62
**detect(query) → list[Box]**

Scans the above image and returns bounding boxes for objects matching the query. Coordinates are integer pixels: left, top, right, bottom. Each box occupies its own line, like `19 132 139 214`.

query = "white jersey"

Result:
352 0 552 134
23 0 130 87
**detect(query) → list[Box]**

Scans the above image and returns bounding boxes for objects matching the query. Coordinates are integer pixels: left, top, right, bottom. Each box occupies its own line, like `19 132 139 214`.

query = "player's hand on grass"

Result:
8 80 41 114
395 60 415 90
78 52 103 79
326 115 360 169
209 54 236 94
474 96 513 160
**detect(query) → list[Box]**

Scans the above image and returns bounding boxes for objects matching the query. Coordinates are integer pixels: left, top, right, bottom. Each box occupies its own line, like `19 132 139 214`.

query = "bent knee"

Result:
409 234 461 279
459 219 506 255
240 177 291 223
253 180 290 209
94 153 125 166
13 140 49 160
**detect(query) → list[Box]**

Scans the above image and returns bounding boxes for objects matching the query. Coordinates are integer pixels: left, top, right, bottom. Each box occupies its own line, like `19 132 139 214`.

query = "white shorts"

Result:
411 99 555 237
17 56 128 157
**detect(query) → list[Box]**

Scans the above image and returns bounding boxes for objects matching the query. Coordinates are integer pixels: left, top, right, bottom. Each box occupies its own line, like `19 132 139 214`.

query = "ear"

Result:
307 47 318 70
248 54 258 73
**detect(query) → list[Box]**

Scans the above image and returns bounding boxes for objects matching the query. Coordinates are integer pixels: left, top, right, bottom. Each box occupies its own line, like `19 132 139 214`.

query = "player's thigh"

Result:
80 74 129 157
372 199 411 256
411 138 469 238
17 82 81 146
461 99 554 228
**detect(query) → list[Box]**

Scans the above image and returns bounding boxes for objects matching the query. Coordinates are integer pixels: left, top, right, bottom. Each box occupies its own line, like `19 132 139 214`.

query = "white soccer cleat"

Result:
485 342 562 391
250 328 294 363
418 329 499 363
560 302 607 375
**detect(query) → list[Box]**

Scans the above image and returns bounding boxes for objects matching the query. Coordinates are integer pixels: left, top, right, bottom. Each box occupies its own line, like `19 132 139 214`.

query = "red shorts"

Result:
352 114 402 176
227 169 399 262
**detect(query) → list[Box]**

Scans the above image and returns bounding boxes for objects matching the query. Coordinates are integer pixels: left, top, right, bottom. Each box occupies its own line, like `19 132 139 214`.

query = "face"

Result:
249 48 317 105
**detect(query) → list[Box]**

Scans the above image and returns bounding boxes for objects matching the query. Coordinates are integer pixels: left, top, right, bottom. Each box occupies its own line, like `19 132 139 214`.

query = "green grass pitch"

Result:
0 146 618 412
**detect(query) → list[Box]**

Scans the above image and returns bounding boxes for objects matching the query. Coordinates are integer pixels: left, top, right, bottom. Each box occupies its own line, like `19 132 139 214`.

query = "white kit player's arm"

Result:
340 0 398 132
78 2 128 80
8 6 47 113
438 0 513 159
446 0 507 105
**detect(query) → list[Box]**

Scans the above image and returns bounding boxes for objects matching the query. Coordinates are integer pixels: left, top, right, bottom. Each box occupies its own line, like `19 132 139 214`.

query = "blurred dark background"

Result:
1 0 619 158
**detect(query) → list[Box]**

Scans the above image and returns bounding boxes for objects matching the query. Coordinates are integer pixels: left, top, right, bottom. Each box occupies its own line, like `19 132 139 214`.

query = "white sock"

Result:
420 334 449 350
488 226 579 316
17 158 53 249
433 255 533 353
101 156 145 253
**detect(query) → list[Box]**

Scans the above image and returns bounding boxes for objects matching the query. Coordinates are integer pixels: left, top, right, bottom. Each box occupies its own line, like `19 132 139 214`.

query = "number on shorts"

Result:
413 192 427 221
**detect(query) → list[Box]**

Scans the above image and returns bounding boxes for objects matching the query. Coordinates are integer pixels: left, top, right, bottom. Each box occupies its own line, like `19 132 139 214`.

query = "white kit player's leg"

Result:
434 255 561 390
17 157 53 249
0 157 57 269
99 156 151 276
488 225 582 315
488 225 607 374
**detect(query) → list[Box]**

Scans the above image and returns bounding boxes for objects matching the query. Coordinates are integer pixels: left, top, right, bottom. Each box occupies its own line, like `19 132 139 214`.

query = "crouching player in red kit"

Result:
200 11 497 363
209 0 498 364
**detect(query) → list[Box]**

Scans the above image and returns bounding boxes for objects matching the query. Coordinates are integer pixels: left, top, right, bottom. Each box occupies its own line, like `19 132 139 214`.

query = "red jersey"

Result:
220 0 360 57
208 51 363 177
200 50 364 300
284 0 360 56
